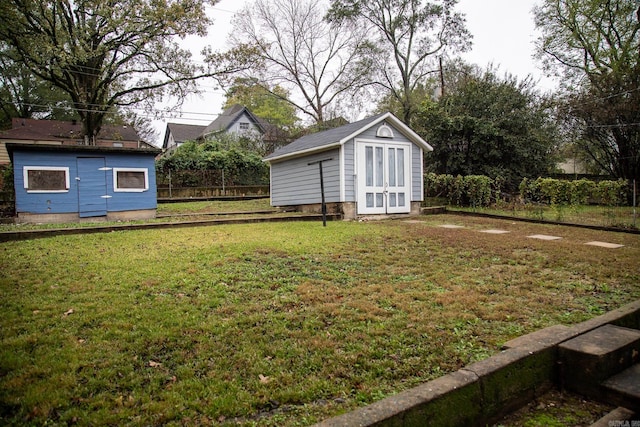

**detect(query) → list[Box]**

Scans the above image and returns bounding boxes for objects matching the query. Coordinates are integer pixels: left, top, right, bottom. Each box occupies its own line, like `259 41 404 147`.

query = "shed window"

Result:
239 122 249 130
113 168 148 192
376 124 394 138
23 166 69 192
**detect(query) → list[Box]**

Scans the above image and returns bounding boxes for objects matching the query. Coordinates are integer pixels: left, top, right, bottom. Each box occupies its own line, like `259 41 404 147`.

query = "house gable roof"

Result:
1 118 142 143
201 104 265 137
163 123 206 148
263 112 433 162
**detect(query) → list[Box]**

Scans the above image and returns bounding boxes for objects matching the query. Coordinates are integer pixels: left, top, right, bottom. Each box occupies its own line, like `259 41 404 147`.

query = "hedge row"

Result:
519 177 628 207
424 173 502 207
424 173 629 207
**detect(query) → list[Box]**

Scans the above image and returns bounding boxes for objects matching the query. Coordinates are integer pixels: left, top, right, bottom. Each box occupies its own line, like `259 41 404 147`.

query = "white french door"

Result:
357 141 411 214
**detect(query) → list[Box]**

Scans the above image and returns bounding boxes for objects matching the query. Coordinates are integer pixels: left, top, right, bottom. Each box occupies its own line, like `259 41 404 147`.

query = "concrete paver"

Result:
527 234 563 241
585 241 625 249
480 229 511 234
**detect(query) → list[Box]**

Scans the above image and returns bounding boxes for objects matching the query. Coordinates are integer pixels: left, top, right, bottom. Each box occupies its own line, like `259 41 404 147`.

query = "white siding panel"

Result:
270 149 341 206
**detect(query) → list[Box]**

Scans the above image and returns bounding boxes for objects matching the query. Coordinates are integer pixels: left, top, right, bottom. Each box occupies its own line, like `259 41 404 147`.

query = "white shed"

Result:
263 112 433 219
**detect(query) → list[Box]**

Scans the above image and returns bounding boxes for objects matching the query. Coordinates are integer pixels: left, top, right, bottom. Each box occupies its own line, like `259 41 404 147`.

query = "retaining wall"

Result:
315 300 640 426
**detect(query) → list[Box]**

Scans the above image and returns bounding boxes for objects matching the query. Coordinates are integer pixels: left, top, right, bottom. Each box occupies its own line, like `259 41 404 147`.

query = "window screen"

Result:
113 168 148 191
24 167 69 192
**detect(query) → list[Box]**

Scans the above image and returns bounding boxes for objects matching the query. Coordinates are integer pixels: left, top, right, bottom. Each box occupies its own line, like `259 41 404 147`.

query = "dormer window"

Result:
376 124 394 138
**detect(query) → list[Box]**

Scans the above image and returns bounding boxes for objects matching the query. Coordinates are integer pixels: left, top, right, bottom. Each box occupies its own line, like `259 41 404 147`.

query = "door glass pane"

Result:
366 146 373 186
397 148 405 186
389 193 396 207
375 147 383 186
388 148 396 186
366 192 374 207
398 192 405 207
376 193 384 207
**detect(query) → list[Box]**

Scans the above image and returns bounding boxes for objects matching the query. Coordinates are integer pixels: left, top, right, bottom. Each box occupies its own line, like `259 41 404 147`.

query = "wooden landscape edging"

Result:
0 213 342 242
448 209 640 235
314 300 640 427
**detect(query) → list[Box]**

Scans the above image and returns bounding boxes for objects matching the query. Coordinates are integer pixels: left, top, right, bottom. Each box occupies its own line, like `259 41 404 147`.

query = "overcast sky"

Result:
153 0 556 145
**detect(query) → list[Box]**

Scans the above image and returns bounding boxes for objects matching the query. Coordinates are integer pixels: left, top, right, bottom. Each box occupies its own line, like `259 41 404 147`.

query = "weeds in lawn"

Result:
1 216 639 425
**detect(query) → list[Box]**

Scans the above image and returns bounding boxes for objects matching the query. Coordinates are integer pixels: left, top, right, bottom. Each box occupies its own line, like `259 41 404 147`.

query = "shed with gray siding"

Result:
263 112 433 219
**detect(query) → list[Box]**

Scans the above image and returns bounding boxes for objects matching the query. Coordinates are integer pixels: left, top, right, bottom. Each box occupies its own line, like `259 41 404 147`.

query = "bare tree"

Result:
535 0 640 181
228 0 375 124
327 0 471 125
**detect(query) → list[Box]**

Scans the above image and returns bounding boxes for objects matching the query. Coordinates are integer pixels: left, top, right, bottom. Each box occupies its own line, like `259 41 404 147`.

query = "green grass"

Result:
450 203 639 229
156 198 274 215
0 198 281 232
1 215 639 425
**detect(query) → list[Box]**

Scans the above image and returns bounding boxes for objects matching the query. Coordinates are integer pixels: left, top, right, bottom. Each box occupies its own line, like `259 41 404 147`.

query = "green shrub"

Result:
595 179 628 206
464 175 492 208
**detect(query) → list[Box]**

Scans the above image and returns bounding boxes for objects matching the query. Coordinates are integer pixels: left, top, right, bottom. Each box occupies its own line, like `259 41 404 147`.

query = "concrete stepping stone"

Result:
439 224 464 229
585 241 625 249
527 234 562 241
480 229 510 234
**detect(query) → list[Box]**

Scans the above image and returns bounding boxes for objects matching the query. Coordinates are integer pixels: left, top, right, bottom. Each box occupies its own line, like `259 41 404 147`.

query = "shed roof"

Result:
6 142 160 163
263 112 432 163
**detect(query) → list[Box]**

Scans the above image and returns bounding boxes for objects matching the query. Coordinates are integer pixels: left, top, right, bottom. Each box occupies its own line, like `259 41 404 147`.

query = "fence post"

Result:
634 179 637 228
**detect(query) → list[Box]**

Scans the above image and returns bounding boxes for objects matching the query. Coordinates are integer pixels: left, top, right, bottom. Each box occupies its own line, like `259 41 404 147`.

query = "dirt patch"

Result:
493 389 614 426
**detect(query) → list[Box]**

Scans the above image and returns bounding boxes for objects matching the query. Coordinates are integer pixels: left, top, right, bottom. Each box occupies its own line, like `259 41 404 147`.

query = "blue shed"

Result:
264 112 433 219
7 143 160 223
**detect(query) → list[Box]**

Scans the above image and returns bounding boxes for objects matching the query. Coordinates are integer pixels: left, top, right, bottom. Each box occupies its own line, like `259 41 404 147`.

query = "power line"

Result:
5 101 223 122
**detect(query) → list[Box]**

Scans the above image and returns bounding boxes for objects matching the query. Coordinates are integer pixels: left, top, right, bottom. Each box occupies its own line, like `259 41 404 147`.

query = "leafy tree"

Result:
0 0 251 142
156 140 269 186
326 0 471 125
0 47 78 128
415 64 560 190
535 0 640 181
222 77 299 130
228 0 375 124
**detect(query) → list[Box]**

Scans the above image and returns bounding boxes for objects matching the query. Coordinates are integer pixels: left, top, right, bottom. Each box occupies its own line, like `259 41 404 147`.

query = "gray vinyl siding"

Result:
343 140 355 202
412 143 423 201
270 149 340 206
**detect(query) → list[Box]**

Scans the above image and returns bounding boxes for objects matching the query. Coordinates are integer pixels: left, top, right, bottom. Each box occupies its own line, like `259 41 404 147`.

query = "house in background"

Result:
0 118 154 166
7 143 160 224
200 104 264 141
264 112 433 220
162 104 285 155
161 122 206 154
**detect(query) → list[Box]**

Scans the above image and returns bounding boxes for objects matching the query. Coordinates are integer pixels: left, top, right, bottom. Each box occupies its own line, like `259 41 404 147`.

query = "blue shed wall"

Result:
12 150 157 215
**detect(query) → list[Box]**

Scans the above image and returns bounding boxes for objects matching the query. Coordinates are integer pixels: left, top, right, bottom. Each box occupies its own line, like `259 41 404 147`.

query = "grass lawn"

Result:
449 204 639 230
156 198 274 216
1 215 639 425
0 199 281 232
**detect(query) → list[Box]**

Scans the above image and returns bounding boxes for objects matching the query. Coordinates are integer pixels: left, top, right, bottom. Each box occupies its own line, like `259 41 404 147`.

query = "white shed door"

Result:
357 142 411 215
